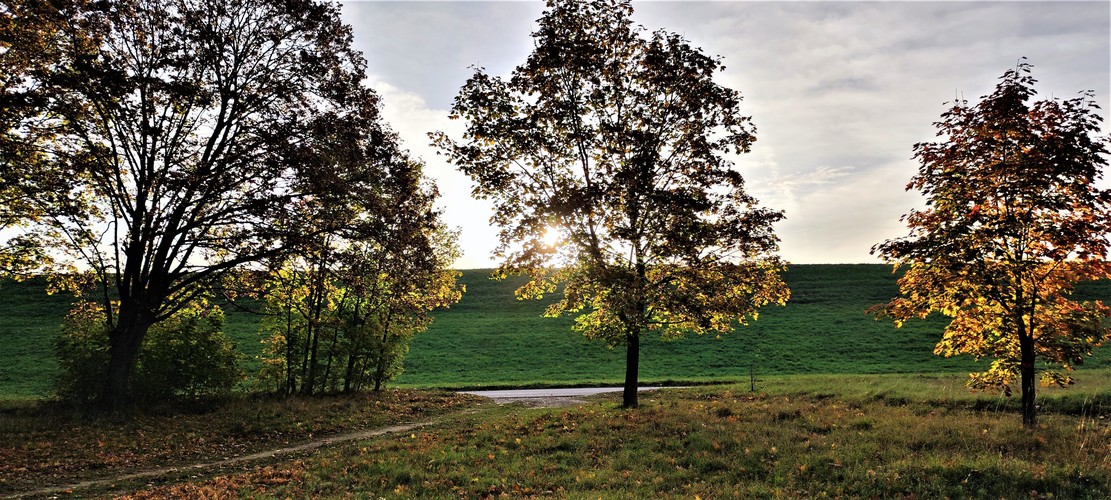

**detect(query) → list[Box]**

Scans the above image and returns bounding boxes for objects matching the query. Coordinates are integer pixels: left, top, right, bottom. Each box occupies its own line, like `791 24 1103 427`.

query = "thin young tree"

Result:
259 159 462 396
0 0 404 409
434 0 788 408
873 60 1111 428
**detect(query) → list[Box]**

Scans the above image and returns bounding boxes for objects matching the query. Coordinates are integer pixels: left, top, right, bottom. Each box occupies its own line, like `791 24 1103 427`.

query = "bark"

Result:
301 274 327 395
622 256 647 409
303 322 321 395
101 304 155 411
373 333 389 392
285 303 296 395
322 327 340 391
622 331 640 408
343 354 357 393
1019 329 1037 429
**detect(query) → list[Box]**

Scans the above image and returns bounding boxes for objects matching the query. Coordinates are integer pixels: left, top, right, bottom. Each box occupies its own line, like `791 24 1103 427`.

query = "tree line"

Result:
2 0 1108 429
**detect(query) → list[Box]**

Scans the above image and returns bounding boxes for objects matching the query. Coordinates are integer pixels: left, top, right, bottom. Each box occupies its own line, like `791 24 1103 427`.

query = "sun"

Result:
542 225 561 247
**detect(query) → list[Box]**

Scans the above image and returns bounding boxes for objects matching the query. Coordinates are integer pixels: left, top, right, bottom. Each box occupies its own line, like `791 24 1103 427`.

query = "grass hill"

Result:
397 264 1110 388
1 265 1108 398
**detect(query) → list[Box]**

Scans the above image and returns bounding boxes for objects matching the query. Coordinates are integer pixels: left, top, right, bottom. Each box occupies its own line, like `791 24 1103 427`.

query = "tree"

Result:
257 157 463 395
258 226 462 395
0 0 88 277
872 60 1111 428
433 0 788 408
0 0 404 409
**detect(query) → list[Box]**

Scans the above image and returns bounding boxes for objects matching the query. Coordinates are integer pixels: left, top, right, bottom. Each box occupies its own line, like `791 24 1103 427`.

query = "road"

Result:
460 386 663 401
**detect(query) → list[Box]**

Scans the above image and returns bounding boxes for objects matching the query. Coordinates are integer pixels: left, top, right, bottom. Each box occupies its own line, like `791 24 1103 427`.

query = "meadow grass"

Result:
396 265 1111 388
122 372 1111 499
1 265 1108 398
0 278 77 398
0 389 482 495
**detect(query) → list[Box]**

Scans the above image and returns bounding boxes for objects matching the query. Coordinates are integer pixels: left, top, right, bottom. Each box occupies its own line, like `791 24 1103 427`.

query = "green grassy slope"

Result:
0 279 76 398
0 280 270 399
397 266 928 388
1 265 1108 398
396 265 1110 388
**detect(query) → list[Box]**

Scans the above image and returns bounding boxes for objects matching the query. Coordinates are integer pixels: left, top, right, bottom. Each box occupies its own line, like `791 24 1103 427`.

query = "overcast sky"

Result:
339 1 1111 269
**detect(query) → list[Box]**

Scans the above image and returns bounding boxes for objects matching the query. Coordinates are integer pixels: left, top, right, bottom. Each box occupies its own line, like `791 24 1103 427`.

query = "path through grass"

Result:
120 372 1111 498
0 390 482 496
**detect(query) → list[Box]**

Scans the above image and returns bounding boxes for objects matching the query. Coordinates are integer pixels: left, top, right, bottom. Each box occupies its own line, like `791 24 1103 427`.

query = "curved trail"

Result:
10 420 433 499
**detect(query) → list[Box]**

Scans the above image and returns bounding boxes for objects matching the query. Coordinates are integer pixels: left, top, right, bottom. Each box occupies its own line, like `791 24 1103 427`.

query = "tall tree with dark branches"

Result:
873 61 1111 429
0 0 413 409
434 0 788 408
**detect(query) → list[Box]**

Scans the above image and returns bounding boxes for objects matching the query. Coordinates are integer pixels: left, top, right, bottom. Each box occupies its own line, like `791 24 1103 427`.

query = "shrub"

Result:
53 299 242 405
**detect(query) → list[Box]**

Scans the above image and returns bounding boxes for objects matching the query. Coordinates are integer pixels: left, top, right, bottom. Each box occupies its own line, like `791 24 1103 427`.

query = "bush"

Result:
53 302 110 405
53 299 242 405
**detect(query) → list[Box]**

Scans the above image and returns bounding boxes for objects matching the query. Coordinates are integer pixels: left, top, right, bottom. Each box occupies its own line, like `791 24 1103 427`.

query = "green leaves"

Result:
435 0 787 403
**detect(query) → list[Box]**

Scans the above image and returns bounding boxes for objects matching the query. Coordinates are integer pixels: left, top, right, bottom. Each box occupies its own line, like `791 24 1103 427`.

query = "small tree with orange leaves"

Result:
873 60 1111 429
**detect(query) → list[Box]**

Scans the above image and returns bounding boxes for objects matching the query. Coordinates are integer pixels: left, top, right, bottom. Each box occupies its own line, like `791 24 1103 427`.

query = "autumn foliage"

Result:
435 0 788 408
1 0 443 409
873 61 1111 428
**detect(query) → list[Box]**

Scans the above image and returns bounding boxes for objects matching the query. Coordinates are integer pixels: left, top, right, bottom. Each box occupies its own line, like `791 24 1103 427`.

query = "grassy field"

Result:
397 264 1111 388
115 373 1111 499
1 265 1109 398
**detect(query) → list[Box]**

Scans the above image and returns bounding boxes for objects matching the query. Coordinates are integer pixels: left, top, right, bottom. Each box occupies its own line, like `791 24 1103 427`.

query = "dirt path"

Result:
9 420 435 499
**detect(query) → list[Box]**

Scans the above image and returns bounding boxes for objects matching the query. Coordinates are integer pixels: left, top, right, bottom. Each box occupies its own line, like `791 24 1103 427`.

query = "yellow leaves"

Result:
879 258 1111 404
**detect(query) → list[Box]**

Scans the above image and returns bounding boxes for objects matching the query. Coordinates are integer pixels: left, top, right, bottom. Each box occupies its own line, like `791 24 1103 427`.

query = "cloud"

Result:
366 76 501 270
341 2 543 109
343 1 1110 266
631 0 1109 263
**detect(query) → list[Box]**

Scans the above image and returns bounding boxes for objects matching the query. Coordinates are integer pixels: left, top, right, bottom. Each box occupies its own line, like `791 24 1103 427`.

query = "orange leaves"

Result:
874 63 1111 426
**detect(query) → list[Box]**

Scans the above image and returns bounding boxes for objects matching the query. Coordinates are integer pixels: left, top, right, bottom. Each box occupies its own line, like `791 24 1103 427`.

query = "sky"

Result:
338 1 1111 269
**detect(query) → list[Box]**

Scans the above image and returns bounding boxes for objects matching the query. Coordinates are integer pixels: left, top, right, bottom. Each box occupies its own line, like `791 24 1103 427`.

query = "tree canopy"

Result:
873 60 1111 428
258 162 462 396
0 0 437 409
434 0 788 408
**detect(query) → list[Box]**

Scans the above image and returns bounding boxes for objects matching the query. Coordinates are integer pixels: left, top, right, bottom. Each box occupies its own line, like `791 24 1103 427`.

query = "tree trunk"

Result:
622 255 647 409
622 331 640 408
303 322 321 395
373 333 389 392
322 327 340 391
101 307 154 411
343 354 358 393
1019 331 1037 429
284 303 296 395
